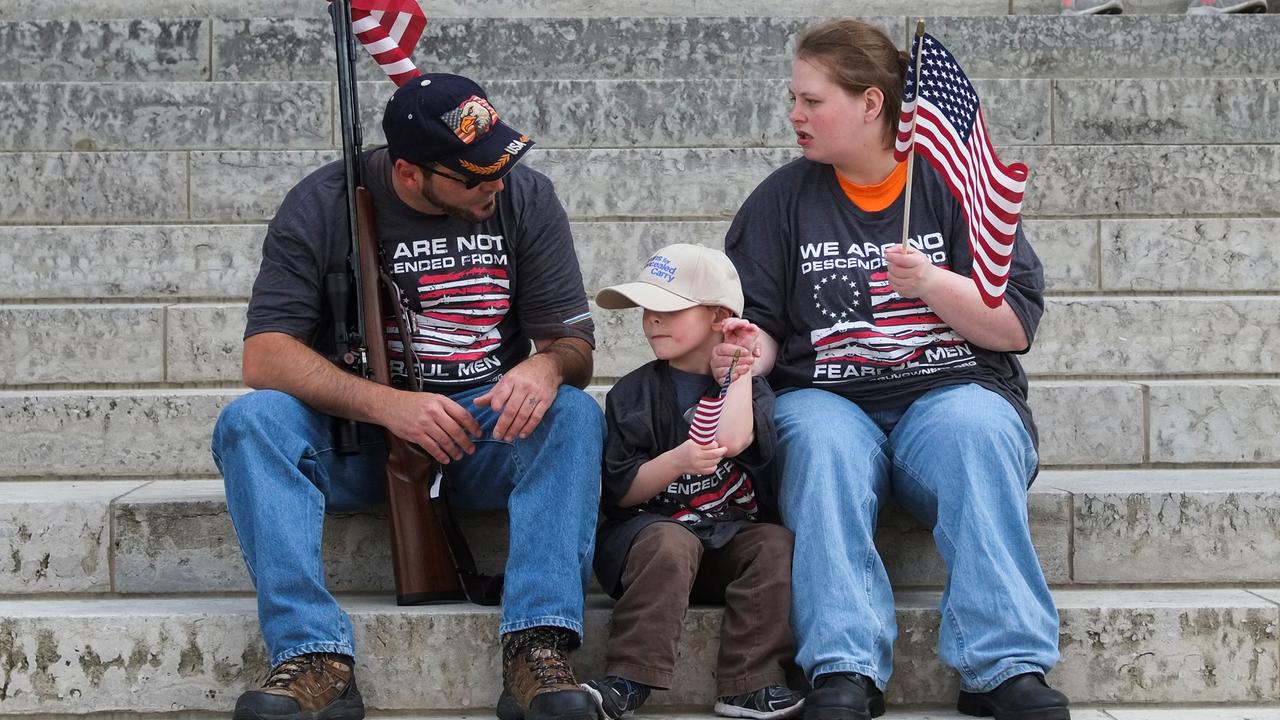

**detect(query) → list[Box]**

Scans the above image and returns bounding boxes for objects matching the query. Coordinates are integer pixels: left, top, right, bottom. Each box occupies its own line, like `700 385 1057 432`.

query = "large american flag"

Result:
893 32 1028 309
687 352 739 446
340 0 427 86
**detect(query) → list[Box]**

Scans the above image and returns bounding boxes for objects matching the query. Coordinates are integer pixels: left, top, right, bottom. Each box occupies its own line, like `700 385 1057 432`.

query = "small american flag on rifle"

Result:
893 31 1028 309
687 351 740 446
338 0 427 86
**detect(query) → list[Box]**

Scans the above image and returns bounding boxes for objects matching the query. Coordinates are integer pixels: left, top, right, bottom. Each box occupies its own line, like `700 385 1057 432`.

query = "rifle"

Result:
327 0 501 606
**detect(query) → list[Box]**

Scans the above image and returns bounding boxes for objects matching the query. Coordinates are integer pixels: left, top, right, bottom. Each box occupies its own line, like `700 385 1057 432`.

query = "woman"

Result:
718 19 1068 720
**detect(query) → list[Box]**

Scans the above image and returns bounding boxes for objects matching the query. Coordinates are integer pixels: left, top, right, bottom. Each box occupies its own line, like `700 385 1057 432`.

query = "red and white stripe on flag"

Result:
688 396 727 446
344 0 427 86
893 32 1027 309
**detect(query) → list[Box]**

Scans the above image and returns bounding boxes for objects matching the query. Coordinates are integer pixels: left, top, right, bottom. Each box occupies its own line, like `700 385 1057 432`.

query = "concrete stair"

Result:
0 4 1277 718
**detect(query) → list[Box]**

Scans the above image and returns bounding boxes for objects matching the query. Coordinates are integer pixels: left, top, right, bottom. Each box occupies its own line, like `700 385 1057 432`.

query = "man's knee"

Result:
544 385 605 440
213 390 302 455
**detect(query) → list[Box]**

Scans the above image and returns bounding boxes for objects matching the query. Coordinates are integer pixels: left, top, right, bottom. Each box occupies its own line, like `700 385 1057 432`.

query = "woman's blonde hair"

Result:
794 19 910 146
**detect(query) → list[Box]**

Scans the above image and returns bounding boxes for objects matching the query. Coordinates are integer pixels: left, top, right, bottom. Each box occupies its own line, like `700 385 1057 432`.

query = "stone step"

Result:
9 76 1277 152
0 588 1274 712
3 16 1278 83
4 219 1276 304
2 381 1276 476
0 709 1238 719
8 295 1274 386
3 145 1276 224
4 470 1278 596
0 0 1204 22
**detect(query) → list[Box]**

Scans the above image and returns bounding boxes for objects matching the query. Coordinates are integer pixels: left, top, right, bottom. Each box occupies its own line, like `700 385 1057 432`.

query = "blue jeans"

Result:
775 383 1058 693
211 383 604 667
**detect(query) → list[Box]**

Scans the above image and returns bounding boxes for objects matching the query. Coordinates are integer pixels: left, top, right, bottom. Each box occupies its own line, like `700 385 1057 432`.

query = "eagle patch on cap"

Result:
441 96 499 144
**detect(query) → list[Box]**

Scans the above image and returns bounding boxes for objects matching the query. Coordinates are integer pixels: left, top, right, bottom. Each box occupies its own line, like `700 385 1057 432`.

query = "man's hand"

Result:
382 390 482 464
711 318 760 384
667 438 728 477
885 244 940 299
473 352 561 441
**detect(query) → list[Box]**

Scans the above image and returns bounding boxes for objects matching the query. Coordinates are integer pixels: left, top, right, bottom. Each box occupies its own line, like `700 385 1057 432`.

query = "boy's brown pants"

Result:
605 521 796 696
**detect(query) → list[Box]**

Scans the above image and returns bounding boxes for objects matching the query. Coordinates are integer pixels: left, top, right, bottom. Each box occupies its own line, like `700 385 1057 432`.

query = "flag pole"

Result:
900 19 925 250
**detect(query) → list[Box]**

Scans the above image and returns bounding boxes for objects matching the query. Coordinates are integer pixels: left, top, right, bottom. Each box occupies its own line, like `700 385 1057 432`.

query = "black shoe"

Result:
957 673 1070 720
802 673 884 720
581 676 651 719
715 685 805 719
233 653 364 720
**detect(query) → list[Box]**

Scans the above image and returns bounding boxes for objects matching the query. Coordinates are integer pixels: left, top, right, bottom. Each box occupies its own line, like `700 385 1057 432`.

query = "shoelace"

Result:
506 628 576 687
263 657 312 689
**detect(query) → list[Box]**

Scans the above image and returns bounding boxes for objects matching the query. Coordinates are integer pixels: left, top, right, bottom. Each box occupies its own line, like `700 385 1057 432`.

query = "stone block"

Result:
0 152 187 223
165 304 247 383
0 589 1269 712
1048 589 1279 703
198 146 1280 223
1030 382 1146 466
1055 78 1280 145
1025 298 1280 376
356 77 1049 149
1028 219 1099 292
0 305 165 385
1014 0 1186 12
0 225 263 301
213 16 901 82
1147 381 1280 464
189 150 338 221
0 390 242 478
0 19 209 81
0 481 144 593
111 481 509 594
1019 144 1280 217
1108 709 1280 720
1042 469 1280 584
0 82 331 152
0 0 1008 20
921 15 1280 78
1101 219 1280 292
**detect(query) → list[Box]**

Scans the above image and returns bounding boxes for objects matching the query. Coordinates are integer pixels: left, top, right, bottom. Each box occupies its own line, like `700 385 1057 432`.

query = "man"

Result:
212 73 604 720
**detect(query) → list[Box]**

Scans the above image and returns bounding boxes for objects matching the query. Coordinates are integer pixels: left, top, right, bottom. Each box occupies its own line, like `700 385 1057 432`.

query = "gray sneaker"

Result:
1187 0 1268 13
1061 0 1125 14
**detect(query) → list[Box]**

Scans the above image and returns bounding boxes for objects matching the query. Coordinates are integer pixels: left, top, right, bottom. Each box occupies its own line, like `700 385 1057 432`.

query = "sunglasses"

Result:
422 164 486 190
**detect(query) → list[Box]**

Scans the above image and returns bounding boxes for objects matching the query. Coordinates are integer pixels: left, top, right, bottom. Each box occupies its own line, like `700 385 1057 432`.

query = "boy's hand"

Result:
711 318 759 384
722 318 759 351
669 438 728 476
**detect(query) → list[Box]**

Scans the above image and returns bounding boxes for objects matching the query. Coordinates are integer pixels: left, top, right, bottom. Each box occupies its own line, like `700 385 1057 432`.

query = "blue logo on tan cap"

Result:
645 255 677 283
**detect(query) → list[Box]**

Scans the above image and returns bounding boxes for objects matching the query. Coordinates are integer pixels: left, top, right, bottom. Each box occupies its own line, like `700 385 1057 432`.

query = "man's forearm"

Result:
533 336 594 388
242 332 397 425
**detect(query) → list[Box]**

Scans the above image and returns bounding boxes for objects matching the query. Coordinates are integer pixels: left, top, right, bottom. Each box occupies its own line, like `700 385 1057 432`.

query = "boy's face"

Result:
642 306 723 364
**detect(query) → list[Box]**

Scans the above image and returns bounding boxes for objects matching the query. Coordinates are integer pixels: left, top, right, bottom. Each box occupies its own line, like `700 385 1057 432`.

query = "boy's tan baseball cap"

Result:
595 243 744 316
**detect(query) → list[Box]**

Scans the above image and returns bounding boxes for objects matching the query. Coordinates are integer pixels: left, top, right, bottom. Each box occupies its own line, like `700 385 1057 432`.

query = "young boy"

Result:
584 244 802 720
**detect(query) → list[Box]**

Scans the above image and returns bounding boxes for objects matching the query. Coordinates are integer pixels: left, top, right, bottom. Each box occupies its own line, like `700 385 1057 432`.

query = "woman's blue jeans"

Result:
211 384 604 667
775 383 1059 693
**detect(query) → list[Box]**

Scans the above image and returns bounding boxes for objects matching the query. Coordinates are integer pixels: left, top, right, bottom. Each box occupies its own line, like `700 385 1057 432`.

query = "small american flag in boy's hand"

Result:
687 351 740 445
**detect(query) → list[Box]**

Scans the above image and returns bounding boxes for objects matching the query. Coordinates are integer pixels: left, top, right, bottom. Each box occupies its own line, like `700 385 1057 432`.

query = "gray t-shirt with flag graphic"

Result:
725 156 1044 445
244 146 594 394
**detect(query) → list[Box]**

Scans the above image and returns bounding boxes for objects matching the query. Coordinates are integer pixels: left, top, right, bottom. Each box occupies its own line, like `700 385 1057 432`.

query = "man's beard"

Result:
419 181 497 223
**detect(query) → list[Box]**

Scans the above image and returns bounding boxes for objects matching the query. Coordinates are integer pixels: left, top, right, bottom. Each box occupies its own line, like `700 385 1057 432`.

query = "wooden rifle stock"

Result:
354 187 466 605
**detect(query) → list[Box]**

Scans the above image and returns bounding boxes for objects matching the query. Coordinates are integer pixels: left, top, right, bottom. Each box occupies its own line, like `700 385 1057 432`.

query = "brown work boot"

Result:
496 627 600 720
233 653 364 720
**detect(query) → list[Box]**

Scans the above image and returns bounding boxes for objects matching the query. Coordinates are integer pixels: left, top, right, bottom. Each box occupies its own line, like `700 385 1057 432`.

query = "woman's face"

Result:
789 57 879 166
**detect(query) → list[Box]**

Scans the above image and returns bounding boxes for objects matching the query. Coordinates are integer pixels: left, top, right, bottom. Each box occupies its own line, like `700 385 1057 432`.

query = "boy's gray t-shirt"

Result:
725 156 1045 444
245 146 594 393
